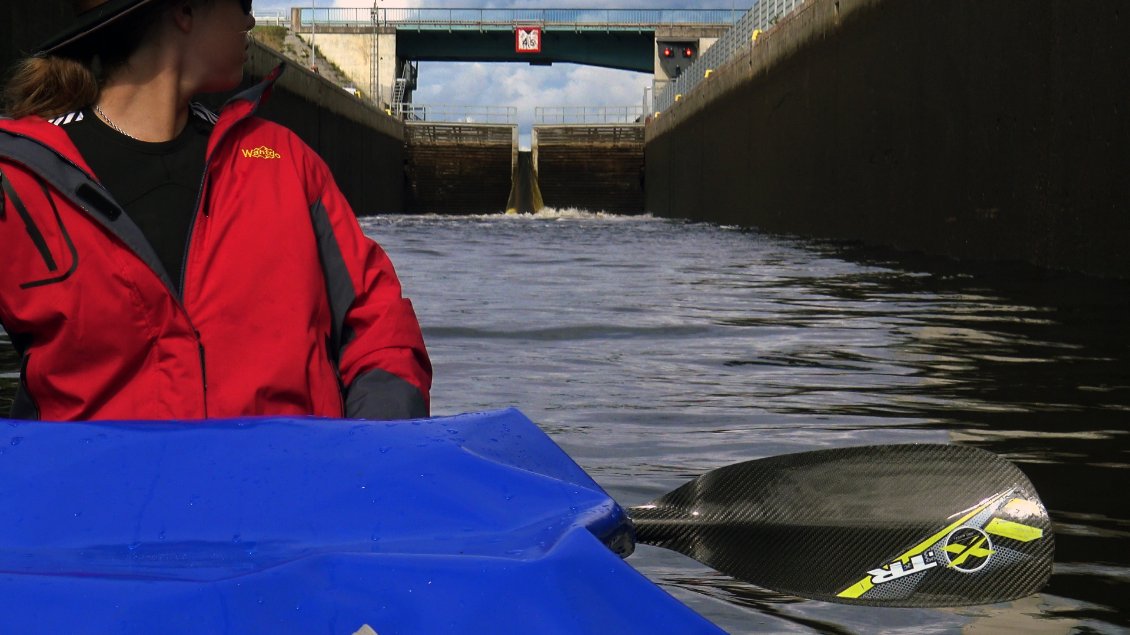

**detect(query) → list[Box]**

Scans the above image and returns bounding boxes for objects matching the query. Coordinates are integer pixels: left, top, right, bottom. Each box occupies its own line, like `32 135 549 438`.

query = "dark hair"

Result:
3 1 186 118
3 56 100 120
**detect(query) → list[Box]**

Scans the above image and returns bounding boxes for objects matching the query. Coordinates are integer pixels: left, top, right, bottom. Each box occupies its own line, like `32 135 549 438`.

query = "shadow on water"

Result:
800 241 1130 631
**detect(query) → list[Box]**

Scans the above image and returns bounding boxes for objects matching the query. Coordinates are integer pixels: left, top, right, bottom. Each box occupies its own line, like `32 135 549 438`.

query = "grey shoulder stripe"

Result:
0 131 177 296
309 197 357 360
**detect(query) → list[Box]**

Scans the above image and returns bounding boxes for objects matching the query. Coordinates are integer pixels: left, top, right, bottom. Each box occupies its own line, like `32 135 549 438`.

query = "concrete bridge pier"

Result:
289 9 401 110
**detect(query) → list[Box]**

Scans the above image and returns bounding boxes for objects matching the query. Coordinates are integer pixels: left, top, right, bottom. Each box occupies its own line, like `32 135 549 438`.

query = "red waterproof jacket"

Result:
0 67 431 421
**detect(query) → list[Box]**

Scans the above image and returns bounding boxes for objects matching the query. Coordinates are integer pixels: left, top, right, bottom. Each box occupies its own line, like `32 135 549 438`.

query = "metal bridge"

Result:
263 8 745 30
258 8 741 74
252 3 805 119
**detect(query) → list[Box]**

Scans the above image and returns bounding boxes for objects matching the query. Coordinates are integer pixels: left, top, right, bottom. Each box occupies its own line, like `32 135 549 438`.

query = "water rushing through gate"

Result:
1 210 1127 633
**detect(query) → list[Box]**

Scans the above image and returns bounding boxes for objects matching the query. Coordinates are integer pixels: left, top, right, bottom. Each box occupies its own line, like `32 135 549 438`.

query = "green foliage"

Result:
250 26 287 52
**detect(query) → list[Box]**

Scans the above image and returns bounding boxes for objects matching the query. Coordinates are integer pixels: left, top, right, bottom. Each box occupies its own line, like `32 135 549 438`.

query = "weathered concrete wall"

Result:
404 123 517 214
534 125 645 213
292 31 398 109
646 0 1130 278
2 4 404 216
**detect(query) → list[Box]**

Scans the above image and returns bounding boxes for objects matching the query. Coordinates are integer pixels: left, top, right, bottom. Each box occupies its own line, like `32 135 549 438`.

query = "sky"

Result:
252 1 753 144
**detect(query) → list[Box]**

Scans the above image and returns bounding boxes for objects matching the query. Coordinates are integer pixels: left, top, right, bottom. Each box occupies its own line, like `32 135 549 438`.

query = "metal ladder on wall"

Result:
392 61 418 119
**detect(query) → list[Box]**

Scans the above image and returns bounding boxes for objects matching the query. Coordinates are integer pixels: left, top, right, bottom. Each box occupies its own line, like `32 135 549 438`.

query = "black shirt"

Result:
64 108 212 289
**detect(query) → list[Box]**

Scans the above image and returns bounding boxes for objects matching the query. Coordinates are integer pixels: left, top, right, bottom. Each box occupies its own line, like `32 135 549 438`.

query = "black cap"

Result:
37 0 162 55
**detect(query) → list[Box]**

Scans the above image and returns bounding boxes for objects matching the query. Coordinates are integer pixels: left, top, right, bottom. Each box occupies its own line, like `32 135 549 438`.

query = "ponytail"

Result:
2 0 182 120
3 55 99 120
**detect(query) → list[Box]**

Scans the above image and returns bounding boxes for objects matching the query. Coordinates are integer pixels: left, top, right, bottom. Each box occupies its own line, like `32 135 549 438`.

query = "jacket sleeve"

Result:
305 150 432 420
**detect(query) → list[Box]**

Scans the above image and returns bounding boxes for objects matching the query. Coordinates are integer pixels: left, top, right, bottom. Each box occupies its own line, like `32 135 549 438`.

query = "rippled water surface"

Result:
2 211 1128 633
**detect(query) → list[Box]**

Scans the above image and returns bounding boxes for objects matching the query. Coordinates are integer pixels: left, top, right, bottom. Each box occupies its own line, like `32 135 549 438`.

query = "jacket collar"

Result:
0 64 287 298
209 64 286 155
0 63 286 171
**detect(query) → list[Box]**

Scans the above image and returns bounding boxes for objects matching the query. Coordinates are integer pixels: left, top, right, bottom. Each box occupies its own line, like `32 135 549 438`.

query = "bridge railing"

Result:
396 104 518 125
251 10 288 27
534 106 645 125
294 7 744 28
653 0 806 113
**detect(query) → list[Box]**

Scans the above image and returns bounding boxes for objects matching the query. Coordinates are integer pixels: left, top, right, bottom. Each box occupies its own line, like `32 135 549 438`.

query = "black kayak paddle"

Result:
627 443 1053 607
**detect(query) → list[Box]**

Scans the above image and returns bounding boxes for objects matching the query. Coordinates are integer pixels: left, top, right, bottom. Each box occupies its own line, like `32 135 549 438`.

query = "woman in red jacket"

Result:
0 0 432 421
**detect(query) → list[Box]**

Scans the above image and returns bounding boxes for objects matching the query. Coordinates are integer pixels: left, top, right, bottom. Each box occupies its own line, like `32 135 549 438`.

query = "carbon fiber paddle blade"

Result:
629 444 1053 607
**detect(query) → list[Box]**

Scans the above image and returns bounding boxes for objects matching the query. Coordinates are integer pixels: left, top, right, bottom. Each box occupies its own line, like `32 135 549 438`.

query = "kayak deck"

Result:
0 408 724 634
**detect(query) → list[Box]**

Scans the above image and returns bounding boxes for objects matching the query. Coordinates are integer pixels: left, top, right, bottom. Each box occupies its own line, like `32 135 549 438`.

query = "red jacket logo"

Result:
241 146 282 159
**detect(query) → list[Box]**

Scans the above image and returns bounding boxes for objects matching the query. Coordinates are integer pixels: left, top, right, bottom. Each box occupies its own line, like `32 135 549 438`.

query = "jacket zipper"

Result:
327 335 346 417
196 330 209 418
177 108 256 416
178 103 254 296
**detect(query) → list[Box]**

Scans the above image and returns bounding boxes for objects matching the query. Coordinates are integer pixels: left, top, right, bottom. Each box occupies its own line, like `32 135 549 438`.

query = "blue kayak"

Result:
0 408 725 634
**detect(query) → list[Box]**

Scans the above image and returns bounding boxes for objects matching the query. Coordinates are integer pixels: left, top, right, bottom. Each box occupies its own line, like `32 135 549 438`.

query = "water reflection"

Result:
1 213 1127 633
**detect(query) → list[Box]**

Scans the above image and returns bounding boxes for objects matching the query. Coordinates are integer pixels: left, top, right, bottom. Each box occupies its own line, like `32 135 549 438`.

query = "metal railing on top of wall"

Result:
251 10 288 27
652 0 806 113
294 8 745 28
396 104 518 125
534 106 645 125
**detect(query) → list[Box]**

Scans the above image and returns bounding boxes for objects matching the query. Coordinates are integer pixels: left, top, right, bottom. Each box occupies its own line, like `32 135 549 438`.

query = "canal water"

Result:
1 210 1127 634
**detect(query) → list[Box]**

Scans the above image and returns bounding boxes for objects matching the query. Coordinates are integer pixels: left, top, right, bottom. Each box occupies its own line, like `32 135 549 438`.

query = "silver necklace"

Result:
92 104 138 140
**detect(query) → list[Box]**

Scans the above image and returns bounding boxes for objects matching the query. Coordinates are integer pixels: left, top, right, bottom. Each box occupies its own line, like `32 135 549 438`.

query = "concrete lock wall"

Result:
403 123 517 214
1 3 404 216
534 125 645 213
645 0 1130 279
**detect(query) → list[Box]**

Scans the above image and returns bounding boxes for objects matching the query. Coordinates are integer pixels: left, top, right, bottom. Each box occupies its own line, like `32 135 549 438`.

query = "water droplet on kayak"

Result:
9 437 22 446
379 447 390 454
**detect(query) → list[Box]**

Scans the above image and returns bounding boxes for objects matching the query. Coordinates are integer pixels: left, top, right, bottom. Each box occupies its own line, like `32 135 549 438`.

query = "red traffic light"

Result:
662 46 674 58
683 46 695 58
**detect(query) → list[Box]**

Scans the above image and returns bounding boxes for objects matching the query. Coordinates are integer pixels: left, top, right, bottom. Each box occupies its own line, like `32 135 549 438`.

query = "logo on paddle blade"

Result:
836 490 1018 602
943 526 994 573
867 551 939 585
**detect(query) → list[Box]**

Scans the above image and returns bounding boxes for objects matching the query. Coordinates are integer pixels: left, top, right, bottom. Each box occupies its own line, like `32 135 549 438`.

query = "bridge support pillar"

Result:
288 8 399 110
